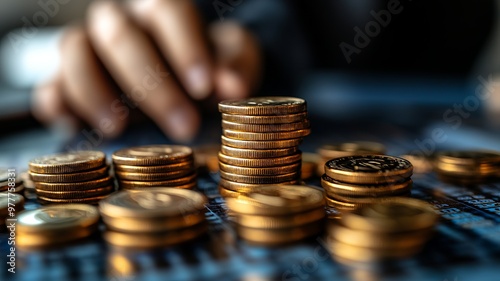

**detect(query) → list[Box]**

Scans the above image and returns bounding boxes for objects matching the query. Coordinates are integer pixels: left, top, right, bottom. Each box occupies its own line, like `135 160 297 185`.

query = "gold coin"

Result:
400 154 434 174
223 129 310 141
317 142 386 159
321 175 412 197
103 222 207 248
114 161 193 173
117 173 196 188
218 97 306 115
341 197 438 232
218 185 241 198
220 170 300 184
436 150 500 166
235 221 323 245
222 112 308 124
34 176 113 191
0 177 23 191
225 185 324 215
16 204 99 233
324 195 380 210
327 239 422 262
328 222 432 250
218 178 300 193
101 211 205 232
221 120 310 133
115 169 193 181
35 186 114 199
0 193 25 217
235 207 325 229
221 135 302 149
28 151 106 174
1 184 25 194
99 188 207 219
37 195 110 205
220 145 298 159
324 155 413 184
120 181 196 190
219 162 301 176
29 166 109 183
218 152 301 168
112 145 193 166
16 225 98 248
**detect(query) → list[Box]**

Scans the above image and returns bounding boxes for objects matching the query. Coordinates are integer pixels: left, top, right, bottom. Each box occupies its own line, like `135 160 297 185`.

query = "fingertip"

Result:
186 63 213 100
159 105 200 143
215 68 249 100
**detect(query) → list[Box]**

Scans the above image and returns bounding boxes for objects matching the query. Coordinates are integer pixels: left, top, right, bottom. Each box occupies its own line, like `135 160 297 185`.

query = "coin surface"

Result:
221 112 307 124
223 128 311 141
34 176 113 191
341 197 438 232
436 150 500 165
37 195 110 205
114 161 193 173
102 210 205 232
219 162 301 176
220 145 298 159
225 185 324 215
234 207 325 229
317 142 386 159
29 166 109 183
29 151 106 174
327 239 422 262
112 145 193 166
235 221 323 245
218 152 302 167
115 169 193 181
218 178 301 193
221 120 310 133
99 188 207 218
221 136 302 149
16 204 100 233
220 170 300 184
35 186 114 199
218 97 306 115
325 155 413 184
117 173 197 188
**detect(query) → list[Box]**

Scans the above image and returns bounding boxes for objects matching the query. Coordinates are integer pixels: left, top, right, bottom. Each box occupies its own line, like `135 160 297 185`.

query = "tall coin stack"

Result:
112 145 196 190
225 185 325 245
322 155 413 214
326 197 438 263
29 151 113 205
434 150 500 185
218 97 310 196
99 189 208 249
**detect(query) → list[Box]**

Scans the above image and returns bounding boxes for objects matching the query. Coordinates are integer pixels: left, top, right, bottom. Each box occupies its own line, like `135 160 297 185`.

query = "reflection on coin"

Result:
218 152 302 168
223 128 311 141
221 120 310 133
29 166 109 183
218 97 306 115
221 135 302 149
235 221 323 245
112 145 193 166
325 155 413 184
221 112 308 124
29 151 106 174
220 145 298 159
318 142 386 159
321 175 412 197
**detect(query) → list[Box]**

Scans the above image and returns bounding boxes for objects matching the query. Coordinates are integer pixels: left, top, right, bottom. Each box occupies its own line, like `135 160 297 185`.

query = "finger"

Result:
128 0 213 100
32 75 79 131
59 26 128 139
87 1 200 142
209 22 261 100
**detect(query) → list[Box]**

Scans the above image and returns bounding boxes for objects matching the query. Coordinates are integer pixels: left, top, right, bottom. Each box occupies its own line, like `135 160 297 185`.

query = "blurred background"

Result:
1 0 500 167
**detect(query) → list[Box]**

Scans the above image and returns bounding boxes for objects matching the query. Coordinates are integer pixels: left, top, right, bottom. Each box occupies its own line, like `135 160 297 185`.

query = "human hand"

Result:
32 0 261 142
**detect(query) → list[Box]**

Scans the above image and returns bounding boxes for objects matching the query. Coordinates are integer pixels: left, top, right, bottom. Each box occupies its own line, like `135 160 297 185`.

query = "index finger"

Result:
128 0 213 100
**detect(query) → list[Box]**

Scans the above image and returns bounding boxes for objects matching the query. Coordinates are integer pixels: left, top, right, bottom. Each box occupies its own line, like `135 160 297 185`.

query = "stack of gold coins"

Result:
1 193 24 230
301 153 320 180
112 145 196 190
218 97 310 196
434 151 500 184
15 204 100 248
0 170 24 195
225 185 325 245
322 155 413 213
99 188 207 249
29 151 113 205
326 197 439 263
316 142 386 176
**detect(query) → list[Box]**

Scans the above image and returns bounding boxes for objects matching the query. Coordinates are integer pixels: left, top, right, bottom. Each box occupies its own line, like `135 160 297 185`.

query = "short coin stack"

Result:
15 204 100 248
322 155 413 214
99 188 207 249
316 142 386 176
434 151 500 184
112 145 196 190
326 197 439 263
1 193 24 230
29 151 113 205
225 185 325 245
218 97 310 196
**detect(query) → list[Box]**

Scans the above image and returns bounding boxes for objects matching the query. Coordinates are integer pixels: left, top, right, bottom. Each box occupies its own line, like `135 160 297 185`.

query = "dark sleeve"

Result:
195 0 312 95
